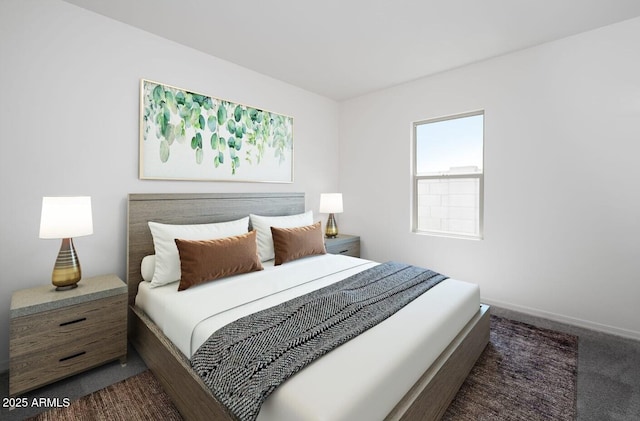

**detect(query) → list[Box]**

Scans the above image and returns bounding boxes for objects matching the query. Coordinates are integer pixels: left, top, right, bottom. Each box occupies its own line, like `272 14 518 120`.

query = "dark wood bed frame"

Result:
126 192 490 421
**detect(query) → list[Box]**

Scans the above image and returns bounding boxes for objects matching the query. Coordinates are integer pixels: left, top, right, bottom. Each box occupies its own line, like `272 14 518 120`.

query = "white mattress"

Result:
136 254 480 421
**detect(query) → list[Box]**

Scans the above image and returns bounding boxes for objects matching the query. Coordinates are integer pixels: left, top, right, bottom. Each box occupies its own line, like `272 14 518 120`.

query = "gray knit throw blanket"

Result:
191 261 447 421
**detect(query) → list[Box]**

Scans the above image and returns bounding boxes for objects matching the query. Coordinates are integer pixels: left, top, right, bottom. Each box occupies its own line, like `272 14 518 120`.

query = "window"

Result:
413 111 484 238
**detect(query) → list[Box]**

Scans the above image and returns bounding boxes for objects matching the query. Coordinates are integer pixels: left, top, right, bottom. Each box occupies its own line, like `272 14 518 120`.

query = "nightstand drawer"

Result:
10 294 126 357
10 327 126 396
325 234 360 258
327 242 360 257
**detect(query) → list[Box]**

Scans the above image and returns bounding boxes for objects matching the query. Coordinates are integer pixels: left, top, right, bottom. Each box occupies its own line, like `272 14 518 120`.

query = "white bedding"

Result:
136 254 480 421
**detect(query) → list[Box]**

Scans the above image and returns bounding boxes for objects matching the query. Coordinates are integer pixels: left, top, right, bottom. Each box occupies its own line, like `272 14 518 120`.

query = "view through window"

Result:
413 111 484 238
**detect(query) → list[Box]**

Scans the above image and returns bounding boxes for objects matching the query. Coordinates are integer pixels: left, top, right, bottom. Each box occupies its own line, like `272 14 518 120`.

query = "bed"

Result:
127 192 490 421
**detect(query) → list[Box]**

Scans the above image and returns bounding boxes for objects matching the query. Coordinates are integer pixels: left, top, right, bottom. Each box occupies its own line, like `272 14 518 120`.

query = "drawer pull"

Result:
338 249 349 254
59 317 86 327
59 351 86 362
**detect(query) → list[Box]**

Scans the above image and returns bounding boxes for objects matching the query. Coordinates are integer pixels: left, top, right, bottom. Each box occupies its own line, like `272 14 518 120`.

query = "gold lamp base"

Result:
52 238 82 291
325 213 338 238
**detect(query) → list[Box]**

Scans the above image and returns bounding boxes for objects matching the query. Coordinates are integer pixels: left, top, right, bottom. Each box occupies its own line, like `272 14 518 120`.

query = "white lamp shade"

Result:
39 196 93 239
319 193 343 214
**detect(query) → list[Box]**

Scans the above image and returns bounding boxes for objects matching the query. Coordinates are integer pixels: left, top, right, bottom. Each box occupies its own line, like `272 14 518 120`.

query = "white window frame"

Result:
412 110 484 239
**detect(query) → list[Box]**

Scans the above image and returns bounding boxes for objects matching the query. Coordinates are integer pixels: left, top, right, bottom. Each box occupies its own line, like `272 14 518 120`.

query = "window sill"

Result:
412 230 483 241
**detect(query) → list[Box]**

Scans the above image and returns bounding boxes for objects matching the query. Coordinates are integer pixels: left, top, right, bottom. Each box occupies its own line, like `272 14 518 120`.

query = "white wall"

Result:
0 0 340 369
340 18 640 339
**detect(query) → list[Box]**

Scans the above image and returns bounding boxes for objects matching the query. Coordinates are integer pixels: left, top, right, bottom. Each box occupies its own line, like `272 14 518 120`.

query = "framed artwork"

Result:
139 79 293 182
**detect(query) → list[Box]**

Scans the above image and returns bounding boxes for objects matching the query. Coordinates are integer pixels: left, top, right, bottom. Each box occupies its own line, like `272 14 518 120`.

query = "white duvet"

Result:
136 254 480 421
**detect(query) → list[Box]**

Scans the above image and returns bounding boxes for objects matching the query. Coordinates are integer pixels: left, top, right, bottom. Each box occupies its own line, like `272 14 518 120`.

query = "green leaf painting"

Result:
140 80 293 181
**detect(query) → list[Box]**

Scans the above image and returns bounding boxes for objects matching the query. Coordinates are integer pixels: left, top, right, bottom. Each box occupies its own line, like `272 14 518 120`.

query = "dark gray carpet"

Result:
492 307 640 421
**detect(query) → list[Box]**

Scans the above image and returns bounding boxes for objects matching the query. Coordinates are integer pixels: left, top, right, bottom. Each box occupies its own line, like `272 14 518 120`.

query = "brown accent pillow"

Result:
175 230 263 291
271 221 326 266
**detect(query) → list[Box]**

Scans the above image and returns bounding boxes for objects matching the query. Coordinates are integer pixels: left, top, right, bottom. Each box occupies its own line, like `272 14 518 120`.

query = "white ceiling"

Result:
64 0 640 101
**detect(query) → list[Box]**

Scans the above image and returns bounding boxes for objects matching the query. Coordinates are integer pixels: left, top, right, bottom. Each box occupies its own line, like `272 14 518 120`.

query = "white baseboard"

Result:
482 297 640 341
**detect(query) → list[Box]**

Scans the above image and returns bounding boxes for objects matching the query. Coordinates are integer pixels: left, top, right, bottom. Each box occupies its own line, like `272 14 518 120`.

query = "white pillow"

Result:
148 217 249 287
141 255 156 282
250 211 313 261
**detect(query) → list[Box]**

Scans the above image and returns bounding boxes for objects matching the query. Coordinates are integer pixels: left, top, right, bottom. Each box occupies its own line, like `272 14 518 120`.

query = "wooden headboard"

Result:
126 192 305 306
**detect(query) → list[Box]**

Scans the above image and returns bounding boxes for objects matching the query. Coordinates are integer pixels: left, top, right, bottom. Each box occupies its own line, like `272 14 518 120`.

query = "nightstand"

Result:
325 234 360 258
9 274 127 396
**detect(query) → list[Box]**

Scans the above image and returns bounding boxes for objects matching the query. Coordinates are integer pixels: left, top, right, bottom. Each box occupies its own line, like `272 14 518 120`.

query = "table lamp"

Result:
39 196 93 290
319 193 343 238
